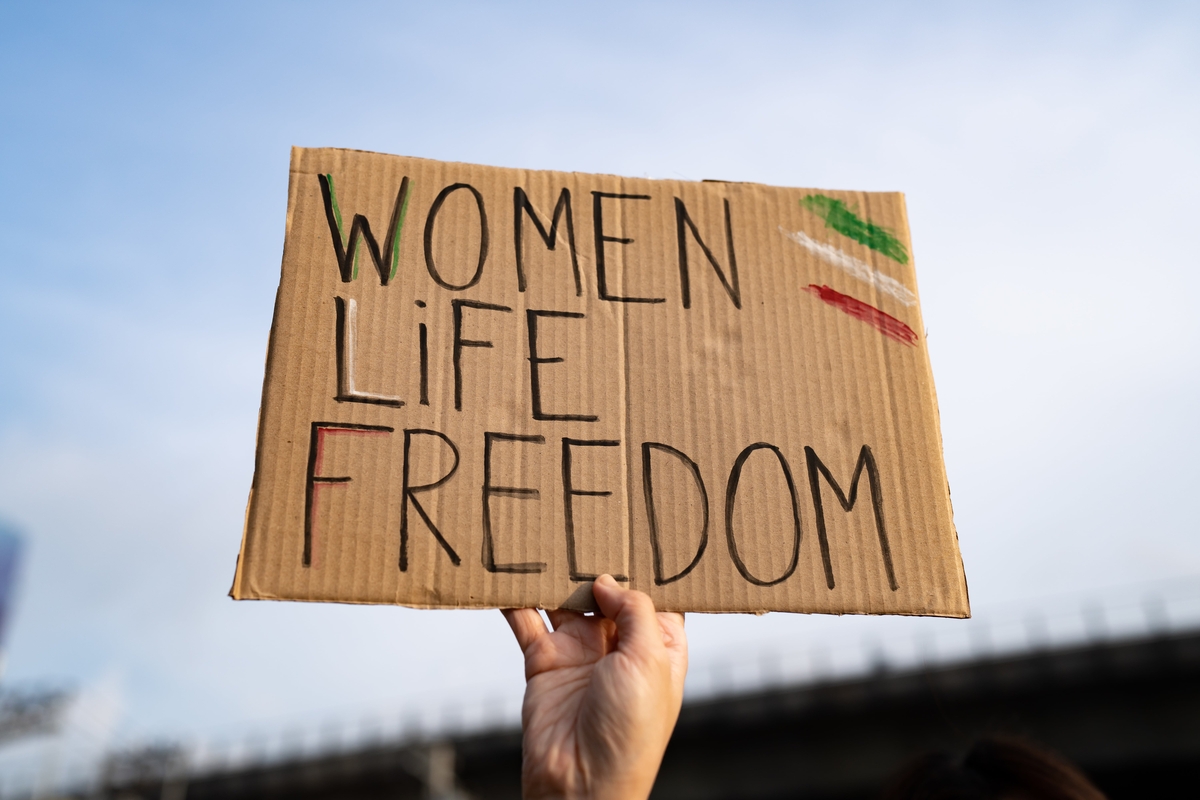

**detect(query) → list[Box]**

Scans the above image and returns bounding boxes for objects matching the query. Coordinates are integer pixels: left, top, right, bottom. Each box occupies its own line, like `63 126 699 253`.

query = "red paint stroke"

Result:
314 426 391 475
307 482 342 569
803 284 919 346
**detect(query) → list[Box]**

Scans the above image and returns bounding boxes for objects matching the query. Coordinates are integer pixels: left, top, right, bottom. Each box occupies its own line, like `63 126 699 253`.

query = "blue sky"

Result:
1 0 1198 748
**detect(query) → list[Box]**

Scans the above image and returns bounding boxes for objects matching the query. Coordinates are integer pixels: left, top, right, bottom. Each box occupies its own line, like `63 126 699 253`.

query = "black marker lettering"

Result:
591 191 664 304
674 197 741 309
525 309 598 422
482 432 547 573
334 296 403 407
304 422 394 567
318 174 410 285
400 429 462 571
561 438 627 582
642 442 708 585
805 445 897 591
452 299 512 411
418 322 429 406
514 187 581 296
424 183 489 291
725 443 801 587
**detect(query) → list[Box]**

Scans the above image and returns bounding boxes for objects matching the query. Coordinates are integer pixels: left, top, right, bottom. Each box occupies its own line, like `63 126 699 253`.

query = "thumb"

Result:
592 575 665 657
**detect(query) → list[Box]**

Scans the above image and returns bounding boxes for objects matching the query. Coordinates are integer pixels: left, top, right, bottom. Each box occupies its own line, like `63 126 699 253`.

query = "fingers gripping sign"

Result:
502 575 688 800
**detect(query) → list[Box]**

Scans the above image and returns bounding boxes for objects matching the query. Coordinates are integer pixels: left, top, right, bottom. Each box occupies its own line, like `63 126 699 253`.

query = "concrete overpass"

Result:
88 627 1200 800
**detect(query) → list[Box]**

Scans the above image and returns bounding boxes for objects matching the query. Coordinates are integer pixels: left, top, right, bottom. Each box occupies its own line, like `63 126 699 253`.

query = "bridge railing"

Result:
686 576 1200 700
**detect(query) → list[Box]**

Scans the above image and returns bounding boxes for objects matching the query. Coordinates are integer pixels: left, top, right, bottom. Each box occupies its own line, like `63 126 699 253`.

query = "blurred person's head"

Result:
881 736 1105 800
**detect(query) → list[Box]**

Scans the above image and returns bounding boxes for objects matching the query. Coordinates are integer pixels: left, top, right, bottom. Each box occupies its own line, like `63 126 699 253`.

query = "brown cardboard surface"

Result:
230 147 969 617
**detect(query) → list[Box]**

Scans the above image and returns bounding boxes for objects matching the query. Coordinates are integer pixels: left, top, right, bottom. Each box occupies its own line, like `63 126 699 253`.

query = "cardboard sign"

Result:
230 147 969 616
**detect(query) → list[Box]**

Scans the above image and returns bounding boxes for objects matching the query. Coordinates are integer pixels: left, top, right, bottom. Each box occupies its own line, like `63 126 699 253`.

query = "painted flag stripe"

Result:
779 227 916 306
799 194 909 265
804 284 919 346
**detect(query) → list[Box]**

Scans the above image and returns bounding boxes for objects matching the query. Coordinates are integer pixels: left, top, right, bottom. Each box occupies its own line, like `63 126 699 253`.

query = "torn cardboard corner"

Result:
230 147 969 617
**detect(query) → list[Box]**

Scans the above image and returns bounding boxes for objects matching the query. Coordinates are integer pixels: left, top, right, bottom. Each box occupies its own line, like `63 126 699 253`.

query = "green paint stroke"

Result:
323 173 359 279
325 174 345 234
388 180 412 282
800 194 908 265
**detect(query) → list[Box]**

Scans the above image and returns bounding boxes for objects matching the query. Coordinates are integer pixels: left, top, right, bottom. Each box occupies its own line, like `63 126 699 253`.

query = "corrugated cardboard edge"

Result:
892 194 970 619
230 146 304 601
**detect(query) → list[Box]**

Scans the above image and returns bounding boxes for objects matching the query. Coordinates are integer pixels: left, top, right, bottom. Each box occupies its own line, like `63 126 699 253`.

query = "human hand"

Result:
502 575 688 800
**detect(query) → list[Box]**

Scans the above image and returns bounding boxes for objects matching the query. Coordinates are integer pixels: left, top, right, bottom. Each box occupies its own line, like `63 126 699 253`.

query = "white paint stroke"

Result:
341 297 403 404
779 227 916 307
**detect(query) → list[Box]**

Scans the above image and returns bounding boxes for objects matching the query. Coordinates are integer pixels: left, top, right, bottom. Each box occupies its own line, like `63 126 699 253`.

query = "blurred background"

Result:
0 1 1198 797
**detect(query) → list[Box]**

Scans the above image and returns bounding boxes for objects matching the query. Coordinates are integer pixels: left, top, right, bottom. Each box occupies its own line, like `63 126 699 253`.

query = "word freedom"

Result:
306 422 898 592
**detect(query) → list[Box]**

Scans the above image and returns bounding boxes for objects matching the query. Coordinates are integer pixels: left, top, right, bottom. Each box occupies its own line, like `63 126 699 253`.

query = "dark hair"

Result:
880 736 1106 800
